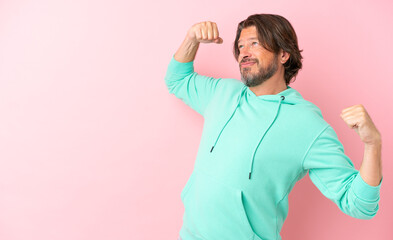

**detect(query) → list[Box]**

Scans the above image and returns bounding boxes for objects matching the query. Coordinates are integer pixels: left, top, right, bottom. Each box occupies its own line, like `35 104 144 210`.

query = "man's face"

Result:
237 26 279 87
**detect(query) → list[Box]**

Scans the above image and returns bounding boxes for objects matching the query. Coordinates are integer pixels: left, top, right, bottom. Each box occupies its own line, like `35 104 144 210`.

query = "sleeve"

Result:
302 124 383 219
164 54 225 116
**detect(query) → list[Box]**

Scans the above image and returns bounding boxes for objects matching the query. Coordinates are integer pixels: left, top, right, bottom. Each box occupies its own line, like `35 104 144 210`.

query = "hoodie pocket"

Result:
181 169 263 240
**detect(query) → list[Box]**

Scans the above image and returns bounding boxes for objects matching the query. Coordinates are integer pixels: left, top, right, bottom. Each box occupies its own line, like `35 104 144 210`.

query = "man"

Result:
165 14 383 240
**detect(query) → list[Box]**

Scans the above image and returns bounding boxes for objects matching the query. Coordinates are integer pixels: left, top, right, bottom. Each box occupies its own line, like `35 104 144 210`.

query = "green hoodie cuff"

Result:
352 172 382 201
168 54 195 75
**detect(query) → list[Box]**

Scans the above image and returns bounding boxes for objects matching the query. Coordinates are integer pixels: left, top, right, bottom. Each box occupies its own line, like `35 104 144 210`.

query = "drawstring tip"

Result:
210 146 214 152
249 172 252 179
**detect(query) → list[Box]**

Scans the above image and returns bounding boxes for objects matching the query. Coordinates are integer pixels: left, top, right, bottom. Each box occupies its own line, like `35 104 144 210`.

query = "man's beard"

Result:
240 55 279 87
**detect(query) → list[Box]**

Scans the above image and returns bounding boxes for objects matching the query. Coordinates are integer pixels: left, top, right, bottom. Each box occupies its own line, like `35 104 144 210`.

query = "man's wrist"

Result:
365 139 382 147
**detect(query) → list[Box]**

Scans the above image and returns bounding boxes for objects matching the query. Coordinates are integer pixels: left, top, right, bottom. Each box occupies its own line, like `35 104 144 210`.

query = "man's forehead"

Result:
238 37 259 43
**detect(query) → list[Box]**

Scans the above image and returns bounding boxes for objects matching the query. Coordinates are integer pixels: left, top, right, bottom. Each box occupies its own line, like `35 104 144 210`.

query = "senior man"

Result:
165 13 383 240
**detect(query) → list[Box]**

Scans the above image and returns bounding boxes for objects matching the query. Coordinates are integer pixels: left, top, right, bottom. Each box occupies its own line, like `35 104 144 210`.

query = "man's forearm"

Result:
174 36 200 63
359 140 382 186
340 104 382 187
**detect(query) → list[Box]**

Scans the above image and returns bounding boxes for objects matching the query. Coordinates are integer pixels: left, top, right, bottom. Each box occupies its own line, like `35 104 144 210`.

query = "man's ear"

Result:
280 50 290 64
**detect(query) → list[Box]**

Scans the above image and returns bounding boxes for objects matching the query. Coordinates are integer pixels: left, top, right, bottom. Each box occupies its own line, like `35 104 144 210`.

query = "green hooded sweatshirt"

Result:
165 54 382 240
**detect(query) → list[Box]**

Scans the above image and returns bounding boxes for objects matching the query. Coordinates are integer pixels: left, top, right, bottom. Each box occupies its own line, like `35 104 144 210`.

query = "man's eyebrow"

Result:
238 37 259 43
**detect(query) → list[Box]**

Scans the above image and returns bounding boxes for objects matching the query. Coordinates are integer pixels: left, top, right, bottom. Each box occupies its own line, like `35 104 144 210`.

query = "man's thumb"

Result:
214 37 223 44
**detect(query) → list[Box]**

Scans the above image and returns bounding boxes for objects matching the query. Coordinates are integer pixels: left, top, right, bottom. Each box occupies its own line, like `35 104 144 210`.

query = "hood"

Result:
209 85 309 180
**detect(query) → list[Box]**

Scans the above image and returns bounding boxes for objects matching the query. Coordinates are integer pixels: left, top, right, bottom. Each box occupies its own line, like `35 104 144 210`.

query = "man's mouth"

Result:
241 61 256 67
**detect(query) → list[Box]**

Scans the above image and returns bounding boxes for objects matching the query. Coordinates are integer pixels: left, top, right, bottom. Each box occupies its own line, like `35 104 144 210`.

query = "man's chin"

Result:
240 77 252 86
241 73 254 82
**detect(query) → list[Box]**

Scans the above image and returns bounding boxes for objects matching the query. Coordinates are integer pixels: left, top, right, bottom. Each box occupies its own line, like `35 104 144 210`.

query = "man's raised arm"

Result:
174 21 223 63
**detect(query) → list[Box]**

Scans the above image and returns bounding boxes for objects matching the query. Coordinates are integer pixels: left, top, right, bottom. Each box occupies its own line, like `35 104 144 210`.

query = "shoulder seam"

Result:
301 124 330 170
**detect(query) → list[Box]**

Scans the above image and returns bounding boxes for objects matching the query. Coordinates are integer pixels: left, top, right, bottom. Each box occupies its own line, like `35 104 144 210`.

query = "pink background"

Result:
0 0 392 239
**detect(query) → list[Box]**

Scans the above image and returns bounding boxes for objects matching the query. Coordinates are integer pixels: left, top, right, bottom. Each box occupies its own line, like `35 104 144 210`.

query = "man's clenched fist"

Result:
187 21 223 44
340 104 381 145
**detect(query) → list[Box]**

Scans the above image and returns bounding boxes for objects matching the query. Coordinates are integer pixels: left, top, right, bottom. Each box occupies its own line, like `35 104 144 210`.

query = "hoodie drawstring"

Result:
249 95 285 179
210 87 247 153
209 86 286 180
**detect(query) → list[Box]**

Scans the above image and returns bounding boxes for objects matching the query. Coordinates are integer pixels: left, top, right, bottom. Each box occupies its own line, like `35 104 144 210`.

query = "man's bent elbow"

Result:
346 204 380 220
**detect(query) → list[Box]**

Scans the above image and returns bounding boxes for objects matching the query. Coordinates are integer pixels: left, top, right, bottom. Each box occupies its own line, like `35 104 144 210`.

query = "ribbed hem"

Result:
167 54 194 74
352 172 382 201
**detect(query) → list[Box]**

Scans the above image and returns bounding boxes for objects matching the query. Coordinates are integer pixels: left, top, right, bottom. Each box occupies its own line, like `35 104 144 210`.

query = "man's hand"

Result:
174 21 223 63
340 104 381 145
186 21 223 44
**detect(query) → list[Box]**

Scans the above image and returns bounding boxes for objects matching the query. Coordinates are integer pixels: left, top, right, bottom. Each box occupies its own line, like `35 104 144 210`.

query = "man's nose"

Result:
240 46 252 60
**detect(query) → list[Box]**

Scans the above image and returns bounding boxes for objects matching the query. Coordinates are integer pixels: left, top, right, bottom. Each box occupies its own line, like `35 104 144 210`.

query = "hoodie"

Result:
164 54 382 240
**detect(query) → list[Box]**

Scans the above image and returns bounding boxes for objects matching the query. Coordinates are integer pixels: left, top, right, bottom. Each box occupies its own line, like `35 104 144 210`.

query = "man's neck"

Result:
248 74 288 96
